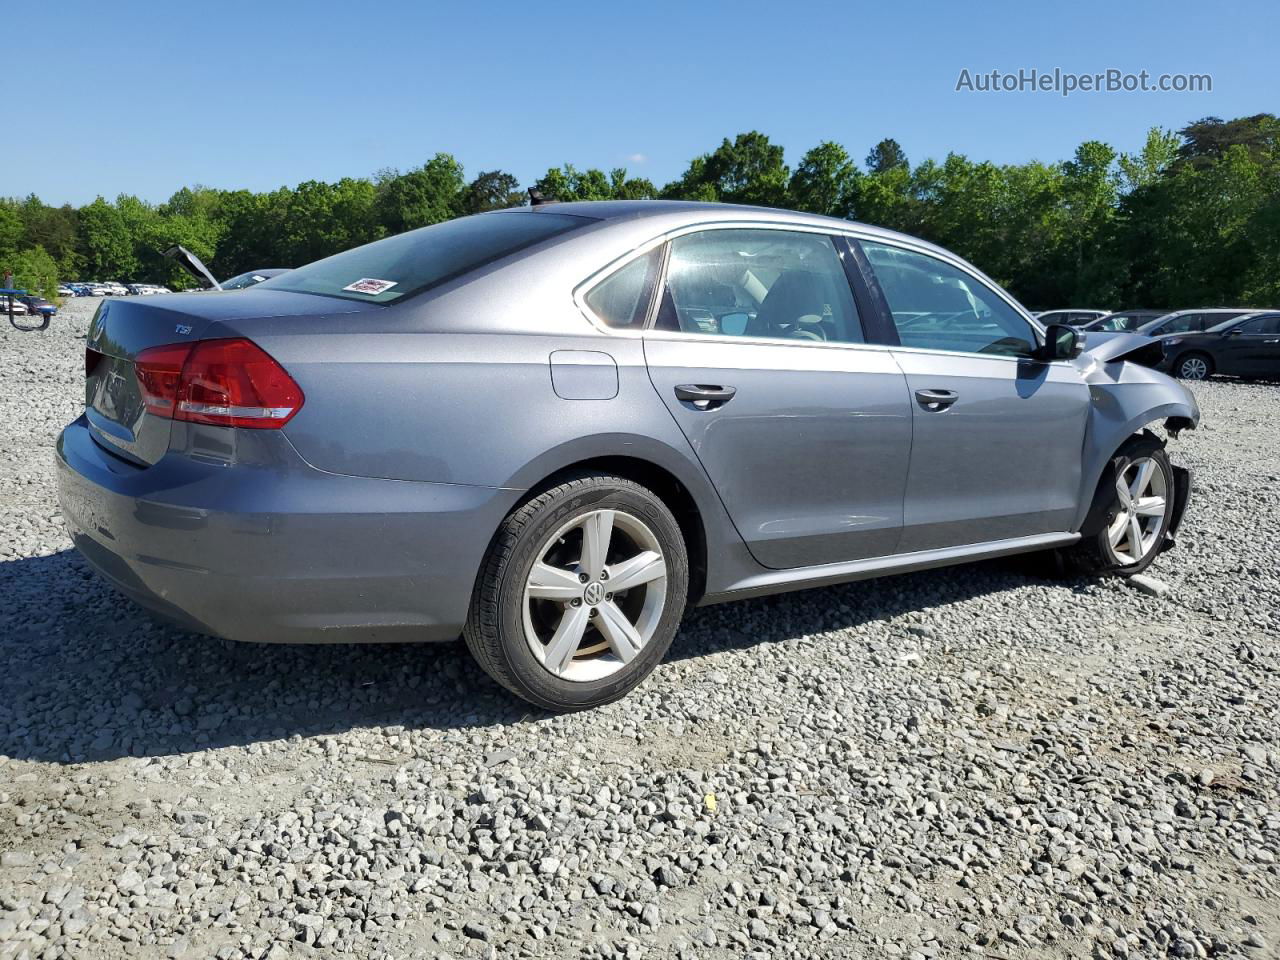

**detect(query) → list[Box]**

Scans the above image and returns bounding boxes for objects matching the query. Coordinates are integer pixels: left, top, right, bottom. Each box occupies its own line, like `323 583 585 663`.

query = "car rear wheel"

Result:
464 474 688 710
1062 435 1175 576
1175 352 1213 381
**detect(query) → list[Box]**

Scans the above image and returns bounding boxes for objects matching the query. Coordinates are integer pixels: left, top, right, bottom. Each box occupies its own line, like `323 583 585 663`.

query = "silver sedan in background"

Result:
57 202 1198 710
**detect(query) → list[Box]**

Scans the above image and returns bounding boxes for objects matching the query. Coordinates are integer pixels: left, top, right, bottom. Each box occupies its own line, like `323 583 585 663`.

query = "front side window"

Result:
261 211 592 304
584 247 662 328
655 229 863 344
1234 314 1280 334
862 241 1036 357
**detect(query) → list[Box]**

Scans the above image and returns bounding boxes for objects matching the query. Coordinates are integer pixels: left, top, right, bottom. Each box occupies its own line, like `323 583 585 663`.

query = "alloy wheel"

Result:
1106 456 1168 566
1179 356 1209 380
522 509 667 682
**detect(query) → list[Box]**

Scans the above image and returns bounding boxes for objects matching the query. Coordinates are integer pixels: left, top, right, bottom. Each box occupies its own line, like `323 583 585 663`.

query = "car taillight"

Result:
134 338 304 429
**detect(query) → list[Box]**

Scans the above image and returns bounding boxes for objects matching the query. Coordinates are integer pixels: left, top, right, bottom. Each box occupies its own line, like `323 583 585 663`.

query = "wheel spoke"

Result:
1107 511 1129 545
1128 514 1145 558
595 601 642 664
1130 460 1154 498
1134 496 1166 518
579 510 614 580
527 562 584 601
1115 475 1132 508
605 550 665 594
542 604 590 675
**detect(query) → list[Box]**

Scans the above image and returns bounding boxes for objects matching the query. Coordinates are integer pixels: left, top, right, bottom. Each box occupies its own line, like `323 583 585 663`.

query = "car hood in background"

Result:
1077 331 1165 366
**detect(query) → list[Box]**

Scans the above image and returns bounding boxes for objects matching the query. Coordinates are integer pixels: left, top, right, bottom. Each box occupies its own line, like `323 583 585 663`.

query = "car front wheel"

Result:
464 474 688 710
1063 435 1175 576
1175 352 1213 381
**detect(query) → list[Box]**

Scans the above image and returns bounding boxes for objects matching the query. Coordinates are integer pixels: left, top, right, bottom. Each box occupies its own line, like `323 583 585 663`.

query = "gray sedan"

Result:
57 202 1198 710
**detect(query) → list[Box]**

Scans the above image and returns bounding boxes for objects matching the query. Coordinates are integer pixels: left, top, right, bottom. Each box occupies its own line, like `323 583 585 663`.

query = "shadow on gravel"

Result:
0 547 1069 766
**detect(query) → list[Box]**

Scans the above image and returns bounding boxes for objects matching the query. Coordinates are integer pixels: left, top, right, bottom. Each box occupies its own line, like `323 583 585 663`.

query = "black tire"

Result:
464 473 688 711
1061 434 1175 577
1173 351 1214 381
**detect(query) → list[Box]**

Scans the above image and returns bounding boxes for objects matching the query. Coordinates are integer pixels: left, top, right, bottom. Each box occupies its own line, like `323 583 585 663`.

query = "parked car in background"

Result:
85 284 110 296
1136 308 1258 338
220 269 292 290
57 201 1199 710
19 295 57 316
162 244 292 292
1080 309 1167 333
103 282 130 296
1036 309 1111 326
57 284 78 298
1159 311 1280 380
2 295 28 314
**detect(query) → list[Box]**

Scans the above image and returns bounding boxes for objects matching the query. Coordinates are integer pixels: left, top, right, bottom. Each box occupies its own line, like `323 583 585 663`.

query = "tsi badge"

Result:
174 324 193 335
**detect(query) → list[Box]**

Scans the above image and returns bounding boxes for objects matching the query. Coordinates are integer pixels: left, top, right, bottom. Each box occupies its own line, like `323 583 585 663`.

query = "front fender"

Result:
1073 356 1200 530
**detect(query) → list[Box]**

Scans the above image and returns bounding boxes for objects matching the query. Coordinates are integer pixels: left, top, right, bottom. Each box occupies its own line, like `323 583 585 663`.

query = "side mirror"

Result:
1224 328 1243 337
719 312 749 336
1039 323 1082 361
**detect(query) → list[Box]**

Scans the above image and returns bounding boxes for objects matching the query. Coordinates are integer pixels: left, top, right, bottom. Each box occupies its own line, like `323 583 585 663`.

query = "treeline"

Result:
2 114 1278 308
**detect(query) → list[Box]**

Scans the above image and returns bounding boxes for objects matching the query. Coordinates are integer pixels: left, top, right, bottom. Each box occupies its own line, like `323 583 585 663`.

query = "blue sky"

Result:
7 0 1277 206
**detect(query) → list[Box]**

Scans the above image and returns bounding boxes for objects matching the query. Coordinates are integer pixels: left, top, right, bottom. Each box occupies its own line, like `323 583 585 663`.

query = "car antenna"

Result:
528 188 558 207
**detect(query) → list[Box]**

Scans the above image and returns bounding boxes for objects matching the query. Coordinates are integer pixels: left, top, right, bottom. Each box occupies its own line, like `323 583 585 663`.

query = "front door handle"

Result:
915 388 958 411
674 383 737 409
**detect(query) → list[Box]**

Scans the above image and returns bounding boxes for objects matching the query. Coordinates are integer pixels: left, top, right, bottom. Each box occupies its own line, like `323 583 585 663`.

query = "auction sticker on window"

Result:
342 278 398 295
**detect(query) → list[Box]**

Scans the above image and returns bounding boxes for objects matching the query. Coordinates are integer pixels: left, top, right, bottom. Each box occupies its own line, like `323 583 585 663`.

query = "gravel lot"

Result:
2 297 1278 960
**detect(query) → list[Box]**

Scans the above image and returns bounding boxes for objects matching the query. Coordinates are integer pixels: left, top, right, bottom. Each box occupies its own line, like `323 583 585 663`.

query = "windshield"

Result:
1088 312 1158 331
261 212 594 304
221 271 272 290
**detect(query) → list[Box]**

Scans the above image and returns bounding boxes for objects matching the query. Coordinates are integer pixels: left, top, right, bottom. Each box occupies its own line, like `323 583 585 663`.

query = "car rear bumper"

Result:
56 414 519 643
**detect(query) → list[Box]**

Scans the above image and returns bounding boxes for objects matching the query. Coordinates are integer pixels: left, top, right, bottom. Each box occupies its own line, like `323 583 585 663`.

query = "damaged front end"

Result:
1072 332 1200 549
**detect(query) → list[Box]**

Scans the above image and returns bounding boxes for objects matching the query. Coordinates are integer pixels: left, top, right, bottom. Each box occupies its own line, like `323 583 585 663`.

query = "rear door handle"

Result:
915 388 958 411
674 383 737 408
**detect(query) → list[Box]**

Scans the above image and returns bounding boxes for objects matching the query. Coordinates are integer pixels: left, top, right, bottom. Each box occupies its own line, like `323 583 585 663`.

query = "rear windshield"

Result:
260 212 593 304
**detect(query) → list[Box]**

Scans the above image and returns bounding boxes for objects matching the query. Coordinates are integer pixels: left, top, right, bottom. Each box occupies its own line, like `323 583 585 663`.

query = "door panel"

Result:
1215 316 1280 375
891 351 1090 552
644 337 912 568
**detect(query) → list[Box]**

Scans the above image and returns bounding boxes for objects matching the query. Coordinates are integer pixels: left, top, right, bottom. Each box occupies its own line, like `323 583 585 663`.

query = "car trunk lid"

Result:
84 290 370 466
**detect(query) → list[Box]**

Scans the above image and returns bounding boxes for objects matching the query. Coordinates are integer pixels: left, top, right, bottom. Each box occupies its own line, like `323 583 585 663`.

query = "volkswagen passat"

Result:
57 202 1199 710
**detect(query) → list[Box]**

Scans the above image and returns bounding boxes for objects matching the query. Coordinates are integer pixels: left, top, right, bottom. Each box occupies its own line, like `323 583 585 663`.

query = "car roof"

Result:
514 199 959 258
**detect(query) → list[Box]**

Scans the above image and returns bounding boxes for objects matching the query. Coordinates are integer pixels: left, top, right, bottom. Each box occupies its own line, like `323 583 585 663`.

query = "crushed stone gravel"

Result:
1 297 1278 959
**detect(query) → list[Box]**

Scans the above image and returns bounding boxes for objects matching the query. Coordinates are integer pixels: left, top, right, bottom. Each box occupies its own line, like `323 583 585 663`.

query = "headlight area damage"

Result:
1073 332 1200 551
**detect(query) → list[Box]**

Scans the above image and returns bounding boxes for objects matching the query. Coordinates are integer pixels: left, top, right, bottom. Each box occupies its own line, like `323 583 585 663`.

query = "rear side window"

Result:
1160 313 1203 334
655 229 863 344
584 248 662 328
863 241 1036 357
261 212 592 304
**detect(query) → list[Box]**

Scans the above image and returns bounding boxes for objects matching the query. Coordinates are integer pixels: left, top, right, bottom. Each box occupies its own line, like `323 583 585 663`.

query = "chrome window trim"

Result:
573 219 1053 365
573 219 875 339
850 232 1046 341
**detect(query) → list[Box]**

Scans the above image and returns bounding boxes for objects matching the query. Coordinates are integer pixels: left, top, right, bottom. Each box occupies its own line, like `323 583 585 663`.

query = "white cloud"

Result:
625 153 649 166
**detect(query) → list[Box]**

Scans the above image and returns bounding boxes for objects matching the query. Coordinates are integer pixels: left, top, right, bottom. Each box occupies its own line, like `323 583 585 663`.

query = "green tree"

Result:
461 171 523 213
1119 127 1180 191
8 244 60 298
865 138 909 174
662 132 790 207
78 197 137 279
1175 114 1280 170
0 200 22 263
375 154 466 233
789 141 858 217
